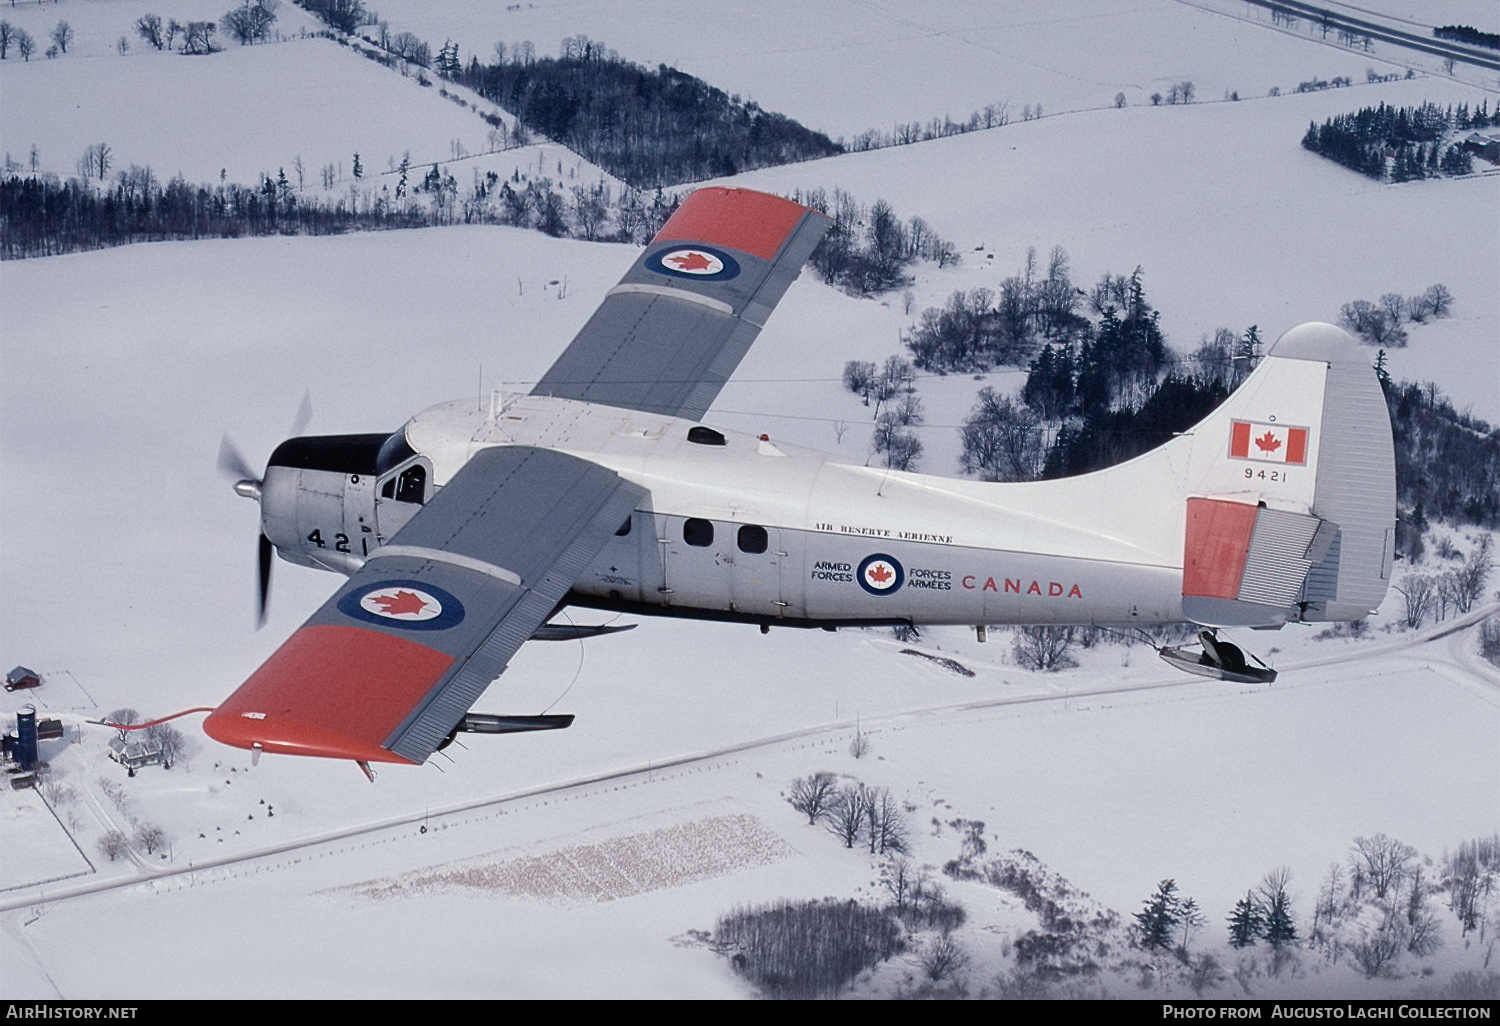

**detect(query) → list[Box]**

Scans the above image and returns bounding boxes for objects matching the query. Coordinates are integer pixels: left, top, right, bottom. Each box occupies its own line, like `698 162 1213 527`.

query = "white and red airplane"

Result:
201 187 1396 775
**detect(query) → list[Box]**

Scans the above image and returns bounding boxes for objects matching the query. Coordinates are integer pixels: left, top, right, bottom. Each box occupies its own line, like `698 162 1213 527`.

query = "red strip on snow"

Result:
653 187 811 261
204 624 454 764
1182 497 1259 600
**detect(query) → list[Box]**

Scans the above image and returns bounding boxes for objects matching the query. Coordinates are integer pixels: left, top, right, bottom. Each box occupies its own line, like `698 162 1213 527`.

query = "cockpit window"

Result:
395 465 426 504
381 463 427 504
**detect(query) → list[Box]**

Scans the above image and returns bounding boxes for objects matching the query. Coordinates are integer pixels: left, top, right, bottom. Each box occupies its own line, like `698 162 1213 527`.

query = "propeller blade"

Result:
289 390 314 439
257 532 274 629
217 435 260 485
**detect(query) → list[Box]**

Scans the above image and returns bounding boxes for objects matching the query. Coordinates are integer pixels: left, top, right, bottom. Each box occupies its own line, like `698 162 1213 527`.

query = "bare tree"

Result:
881 855 917 913
182 21 218 55
1403 868 1441 956
570 182 609 241
1350 833 1417 901
1012 626 1077 671
1444 834 1499 935
1423 283 1453 318
50 20 72 54
223 1 279 45
872 415 922 471
864 787 910 856
136 14 165 49
16 28 35 62
960 387 1044 482
1450 537 1493 614
1350 917 1403 977
148 722 185 769
922 934 970 982
97 776 129 812
842 359 877 404
106 705 138 736
0 21 15 59
134 823 166 855
1396 573 1436 629
826 783 870 848
787 772 838 825
98 830 129 861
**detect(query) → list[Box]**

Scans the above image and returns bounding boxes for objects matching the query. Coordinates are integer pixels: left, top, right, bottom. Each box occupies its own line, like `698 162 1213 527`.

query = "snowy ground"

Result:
361 0 1500 139
2 0 1498 1003
0 9 617 197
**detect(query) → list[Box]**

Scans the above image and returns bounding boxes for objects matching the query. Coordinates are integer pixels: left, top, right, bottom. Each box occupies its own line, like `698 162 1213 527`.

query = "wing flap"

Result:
531 187 830 421
205 446 646 766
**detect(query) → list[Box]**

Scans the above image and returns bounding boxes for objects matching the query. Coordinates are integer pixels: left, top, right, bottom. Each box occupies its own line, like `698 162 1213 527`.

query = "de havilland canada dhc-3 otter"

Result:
133 187 1395 778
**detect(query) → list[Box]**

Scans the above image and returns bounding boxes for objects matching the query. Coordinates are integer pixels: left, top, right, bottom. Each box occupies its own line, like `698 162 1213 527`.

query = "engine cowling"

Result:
260 430 432 575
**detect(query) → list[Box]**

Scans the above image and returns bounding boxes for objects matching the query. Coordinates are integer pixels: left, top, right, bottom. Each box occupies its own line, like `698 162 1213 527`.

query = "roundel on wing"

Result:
337 580 465 630
857 554 905 596
646 245 741 281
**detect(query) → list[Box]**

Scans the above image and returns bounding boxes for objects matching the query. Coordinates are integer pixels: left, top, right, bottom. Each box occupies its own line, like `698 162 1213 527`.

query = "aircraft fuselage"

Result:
394 393 1186 630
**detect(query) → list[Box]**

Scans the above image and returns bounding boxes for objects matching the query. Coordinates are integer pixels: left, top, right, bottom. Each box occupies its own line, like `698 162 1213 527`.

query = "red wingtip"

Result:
653 187 817 261
204 625 451 765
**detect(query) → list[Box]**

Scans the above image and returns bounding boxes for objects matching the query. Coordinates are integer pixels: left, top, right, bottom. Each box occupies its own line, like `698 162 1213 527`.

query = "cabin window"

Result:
683 518 714 547
737 525 768 554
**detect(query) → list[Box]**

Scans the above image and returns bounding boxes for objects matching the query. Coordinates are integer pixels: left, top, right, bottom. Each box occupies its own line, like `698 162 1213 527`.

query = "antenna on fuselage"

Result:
487 384 509 424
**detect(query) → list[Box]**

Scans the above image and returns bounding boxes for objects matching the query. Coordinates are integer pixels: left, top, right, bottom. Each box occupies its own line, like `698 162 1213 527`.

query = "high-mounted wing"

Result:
531 187 830 421
204 446 646 766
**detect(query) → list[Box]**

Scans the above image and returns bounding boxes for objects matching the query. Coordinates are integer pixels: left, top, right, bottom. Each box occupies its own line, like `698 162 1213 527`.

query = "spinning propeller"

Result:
217 391 313 628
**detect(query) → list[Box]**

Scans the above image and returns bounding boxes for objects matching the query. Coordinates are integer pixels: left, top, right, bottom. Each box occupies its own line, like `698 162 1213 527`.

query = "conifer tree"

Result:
1135 879 1182 951
1228 891 1263 948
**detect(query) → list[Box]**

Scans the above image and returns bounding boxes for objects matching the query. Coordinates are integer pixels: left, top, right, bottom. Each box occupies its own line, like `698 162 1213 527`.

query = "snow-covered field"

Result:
2 0 1498 1002
361 0 1500 138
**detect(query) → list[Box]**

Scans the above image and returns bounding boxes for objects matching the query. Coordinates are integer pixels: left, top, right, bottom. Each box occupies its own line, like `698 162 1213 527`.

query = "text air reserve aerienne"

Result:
153 187 1394 778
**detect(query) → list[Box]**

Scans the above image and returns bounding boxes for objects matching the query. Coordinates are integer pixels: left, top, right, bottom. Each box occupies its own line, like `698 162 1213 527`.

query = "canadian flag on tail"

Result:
1229 420 1309 465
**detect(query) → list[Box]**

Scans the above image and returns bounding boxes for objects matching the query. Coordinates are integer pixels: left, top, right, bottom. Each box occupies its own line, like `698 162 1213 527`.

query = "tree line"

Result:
1434 25 1500 50
0 170 428 258
912 254 1238 484
450 36 842 188
1384 377 1500 535
1340 283 1452 348
1302 101 1493 181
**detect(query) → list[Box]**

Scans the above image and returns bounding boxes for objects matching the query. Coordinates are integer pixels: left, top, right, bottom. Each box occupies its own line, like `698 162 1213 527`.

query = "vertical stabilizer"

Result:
1177 322 1394 625
1272 323 1396 622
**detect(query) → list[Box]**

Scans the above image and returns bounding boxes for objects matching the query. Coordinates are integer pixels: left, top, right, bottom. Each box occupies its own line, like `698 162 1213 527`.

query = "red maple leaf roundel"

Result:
866 563 893 585
370 590 430 616
667 250 714 272
1255 431 1282 453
